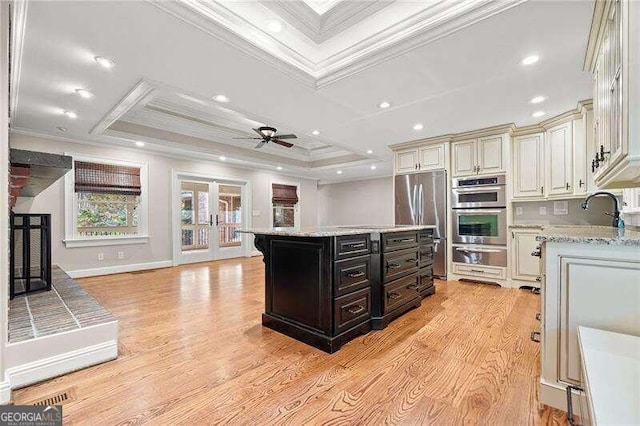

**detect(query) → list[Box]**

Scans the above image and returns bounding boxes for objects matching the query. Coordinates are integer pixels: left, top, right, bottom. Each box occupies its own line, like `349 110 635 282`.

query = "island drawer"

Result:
384 274 420 314
383 247 419 283
334 287 371 334
335 234 371 260
382 231 418 253
417 267 434 292
418 229 434 243
418 244 434 268
334 255 371 297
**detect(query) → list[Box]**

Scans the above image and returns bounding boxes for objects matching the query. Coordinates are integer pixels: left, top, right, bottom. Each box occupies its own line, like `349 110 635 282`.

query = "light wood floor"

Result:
13 257 568 425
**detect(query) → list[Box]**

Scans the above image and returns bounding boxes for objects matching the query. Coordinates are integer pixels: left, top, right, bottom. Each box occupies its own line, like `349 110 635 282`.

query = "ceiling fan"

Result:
233 126 297 149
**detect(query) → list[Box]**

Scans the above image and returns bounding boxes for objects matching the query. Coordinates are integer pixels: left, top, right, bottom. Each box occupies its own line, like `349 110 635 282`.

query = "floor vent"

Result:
31 388 75 406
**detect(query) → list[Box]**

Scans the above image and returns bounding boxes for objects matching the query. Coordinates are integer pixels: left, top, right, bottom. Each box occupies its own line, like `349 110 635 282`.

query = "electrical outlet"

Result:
539 206 548 216
97 253 104 261
117 251 125 260
515 207 523 216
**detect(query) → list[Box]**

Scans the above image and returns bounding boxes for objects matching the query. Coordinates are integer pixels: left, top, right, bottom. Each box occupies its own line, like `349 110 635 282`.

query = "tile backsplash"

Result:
513 197 621 226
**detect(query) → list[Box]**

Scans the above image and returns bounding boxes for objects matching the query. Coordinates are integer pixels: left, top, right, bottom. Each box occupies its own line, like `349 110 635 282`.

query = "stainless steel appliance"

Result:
452 208 508 246
452 245 507 267
452 175 506 208
394 171 447 278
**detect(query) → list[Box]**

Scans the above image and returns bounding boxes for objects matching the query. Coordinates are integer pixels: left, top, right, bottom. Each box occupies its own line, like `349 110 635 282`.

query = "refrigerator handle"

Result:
411 184 417 225
418 184 424 225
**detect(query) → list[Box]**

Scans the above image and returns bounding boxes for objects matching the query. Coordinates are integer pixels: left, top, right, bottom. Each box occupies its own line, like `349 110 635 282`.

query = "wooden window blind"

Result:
74 161 142 195
272 184 298 203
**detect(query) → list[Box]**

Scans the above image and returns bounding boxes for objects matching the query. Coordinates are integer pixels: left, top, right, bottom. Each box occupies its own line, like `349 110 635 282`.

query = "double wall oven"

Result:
451 175 507 268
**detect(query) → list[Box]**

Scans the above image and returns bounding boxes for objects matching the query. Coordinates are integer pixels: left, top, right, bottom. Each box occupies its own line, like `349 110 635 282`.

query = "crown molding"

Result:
9 0 28 123
90 79 157 135
148 0 317 88
149 0 526 89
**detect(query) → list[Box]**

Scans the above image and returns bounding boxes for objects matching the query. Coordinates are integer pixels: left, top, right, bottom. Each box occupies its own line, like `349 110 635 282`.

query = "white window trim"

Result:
269 179 301 229
63 153 150 248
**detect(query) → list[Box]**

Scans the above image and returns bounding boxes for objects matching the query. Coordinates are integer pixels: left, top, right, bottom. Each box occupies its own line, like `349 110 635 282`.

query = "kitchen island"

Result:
242 226 435 353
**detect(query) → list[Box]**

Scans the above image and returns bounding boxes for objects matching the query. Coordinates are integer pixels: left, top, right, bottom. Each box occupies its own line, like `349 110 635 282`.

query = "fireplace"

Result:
10 213 52 299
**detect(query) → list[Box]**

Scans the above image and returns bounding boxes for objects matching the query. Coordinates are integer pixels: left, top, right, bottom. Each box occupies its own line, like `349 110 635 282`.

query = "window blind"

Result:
272 184 298 203
74 161 141 195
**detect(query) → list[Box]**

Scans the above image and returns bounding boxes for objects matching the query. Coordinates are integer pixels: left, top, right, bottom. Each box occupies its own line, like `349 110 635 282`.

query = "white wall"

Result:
317 177 393 226
10 133 319 274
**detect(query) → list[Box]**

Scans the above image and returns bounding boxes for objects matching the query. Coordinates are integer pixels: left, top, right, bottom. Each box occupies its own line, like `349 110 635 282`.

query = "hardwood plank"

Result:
12 257 568 424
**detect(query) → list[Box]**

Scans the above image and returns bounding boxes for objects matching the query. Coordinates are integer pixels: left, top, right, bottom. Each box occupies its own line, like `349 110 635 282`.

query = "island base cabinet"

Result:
540 242 640 411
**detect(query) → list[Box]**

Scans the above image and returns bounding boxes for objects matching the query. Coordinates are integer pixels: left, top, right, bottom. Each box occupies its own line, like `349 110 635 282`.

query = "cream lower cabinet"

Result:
510 228 541 282
540 241 640 411
394 144 446 174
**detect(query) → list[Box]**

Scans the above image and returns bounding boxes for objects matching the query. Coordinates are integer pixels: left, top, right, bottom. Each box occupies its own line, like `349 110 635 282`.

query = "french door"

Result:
178 179 245 264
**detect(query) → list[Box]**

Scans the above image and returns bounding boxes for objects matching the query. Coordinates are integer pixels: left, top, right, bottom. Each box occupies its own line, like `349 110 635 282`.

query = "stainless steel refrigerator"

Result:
394 171 447 278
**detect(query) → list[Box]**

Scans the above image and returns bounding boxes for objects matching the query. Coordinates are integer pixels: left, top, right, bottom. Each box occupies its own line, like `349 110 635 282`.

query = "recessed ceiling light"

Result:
378 101 391 109
277 166 283 171
135 141 145 147
530 96 546 104
370 165 377 170
311 130 320 136
532 111 545 118
267 20 283 33
94 56 115 68
63 110 77 119
522 55 539 65
75 88 94 99
336 170 343 175
366 149 373 154
213 94 229 103
219 156 226 161
413 123 424 131
56 126 67 132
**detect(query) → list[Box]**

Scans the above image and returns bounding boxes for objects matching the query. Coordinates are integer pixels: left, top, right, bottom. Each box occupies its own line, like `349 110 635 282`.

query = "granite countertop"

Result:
509 224 545 229
536 225 640 246
240 225 436 237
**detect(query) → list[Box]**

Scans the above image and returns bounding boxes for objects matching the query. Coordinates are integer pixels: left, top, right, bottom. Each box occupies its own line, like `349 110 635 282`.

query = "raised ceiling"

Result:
10 0 595 183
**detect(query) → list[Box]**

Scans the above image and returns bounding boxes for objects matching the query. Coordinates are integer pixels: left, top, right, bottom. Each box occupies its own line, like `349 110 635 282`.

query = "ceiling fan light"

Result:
258 126 277 138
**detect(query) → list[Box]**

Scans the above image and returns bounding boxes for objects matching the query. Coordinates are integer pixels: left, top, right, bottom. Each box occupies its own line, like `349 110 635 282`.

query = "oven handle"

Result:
452 186 503 193
454 209 505 214
455 247 505 253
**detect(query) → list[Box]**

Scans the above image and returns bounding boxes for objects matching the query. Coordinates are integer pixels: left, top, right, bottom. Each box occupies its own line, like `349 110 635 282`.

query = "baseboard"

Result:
6 340 118 390
0 380 11 405
67 260 173 278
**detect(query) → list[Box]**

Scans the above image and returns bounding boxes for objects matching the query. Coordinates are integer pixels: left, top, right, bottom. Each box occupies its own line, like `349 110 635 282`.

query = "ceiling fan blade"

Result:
272 139 294 148
252 128 265 137
274 134 297 139
232 137 263 140
254 141 267 149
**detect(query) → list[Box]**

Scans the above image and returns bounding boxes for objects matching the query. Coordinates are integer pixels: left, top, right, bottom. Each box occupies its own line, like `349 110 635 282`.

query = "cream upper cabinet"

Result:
394 143 447 174
513 133 544 199
573 108 593 195
395 149 420 174
510 229 541 282
451 140 476 177
452 136 505 177
588 0 640 187
418 144 446 171
477 136 504 173
546 122 574 197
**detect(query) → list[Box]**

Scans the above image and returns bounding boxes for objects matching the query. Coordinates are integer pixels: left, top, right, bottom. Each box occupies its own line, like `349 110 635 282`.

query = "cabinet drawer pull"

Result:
406 284 420 291
390 238 415 244
405 258 416 263
535 313 541 321
535 276 542 282
345 243 366 249
345 271 365 279
470 269 485 273
530 331 541 343
346 305 365 315
387 263 401 269
387 291 402 300
531 249 541 257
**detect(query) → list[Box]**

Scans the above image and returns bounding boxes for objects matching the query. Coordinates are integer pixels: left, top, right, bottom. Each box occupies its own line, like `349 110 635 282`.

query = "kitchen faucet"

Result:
581 191 621 227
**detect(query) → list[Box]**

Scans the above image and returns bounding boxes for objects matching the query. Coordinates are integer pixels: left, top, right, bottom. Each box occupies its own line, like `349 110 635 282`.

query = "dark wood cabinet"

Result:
254 228 435 353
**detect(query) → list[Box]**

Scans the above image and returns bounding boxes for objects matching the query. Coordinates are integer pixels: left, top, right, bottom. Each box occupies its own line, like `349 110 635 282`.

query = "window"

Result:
272 183 298 228
64 156 148 247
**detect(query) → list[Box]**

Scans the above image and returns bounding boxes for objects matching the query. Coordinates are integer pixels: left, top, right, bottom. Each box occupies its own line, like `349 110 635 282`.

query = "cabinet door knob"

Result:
540 186 544 194
566 182 570 190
